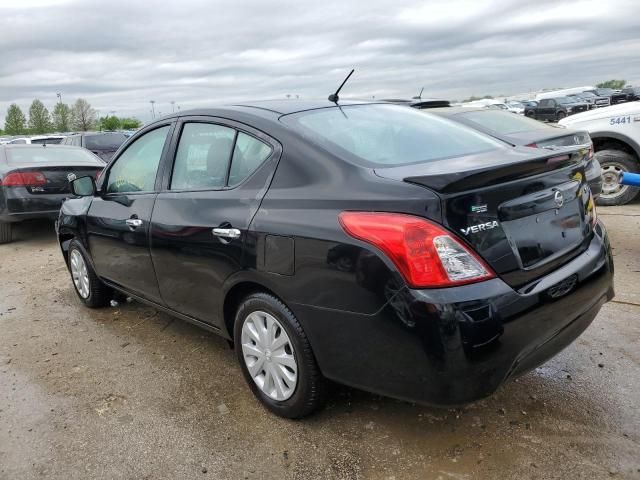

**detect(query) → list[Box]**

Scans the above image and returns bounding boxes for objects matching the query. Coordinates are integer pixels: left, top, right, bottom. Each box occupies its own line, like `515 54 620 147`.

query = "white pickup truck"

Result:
559 102 640 205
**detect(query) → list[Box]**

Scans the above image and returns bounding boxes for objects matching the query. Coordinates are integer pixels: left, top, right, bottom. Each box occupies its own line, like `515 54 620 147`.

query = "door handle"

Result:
126 218 143 229
212 227 241 240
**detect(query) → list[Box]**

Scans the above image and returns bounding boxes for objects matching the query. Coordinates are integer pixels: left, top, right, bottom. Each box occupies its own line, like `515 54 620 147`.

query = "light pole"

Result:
56 92 62 104
150 100 156 119
171 101 175 113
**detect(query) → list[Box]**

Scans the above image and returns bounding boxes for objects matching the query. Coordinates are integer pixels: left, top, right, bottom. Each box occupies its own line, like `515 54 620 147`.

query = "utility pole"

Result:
150 100 156 119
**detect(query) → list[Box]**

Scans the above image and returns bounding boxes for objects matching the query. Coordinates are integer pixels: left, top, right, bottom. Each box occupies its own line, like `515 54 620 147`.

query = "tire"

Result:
234 292 326 418
595 149 640 206
0 222 12 244
525 111 535 118
556 111 566 121
67 241 112 308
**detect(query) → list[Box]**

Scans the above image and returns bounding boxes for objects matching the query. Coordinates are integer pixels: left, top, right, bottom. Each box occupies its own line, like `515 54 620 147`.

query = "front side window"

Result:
106 126 170 193
171 123 235 190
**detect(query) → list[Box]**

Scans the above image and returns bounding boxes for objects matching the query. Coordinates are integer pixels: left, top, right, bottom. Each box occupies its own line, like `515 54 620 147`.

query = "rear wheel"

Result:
556 111 566 121
596 149 639 206
0 222 12 244
234 292 326 418
68 242 111 307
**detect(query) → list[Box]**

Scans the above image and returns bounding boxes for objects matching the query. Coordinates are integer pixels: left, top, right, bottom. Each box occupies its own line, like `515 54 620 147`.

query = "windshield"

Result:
458 110 552 135
557 97 575 104
85 133 128 150
580 92 596 98
6 147 101 164
596 88 614 95
281 104 503 167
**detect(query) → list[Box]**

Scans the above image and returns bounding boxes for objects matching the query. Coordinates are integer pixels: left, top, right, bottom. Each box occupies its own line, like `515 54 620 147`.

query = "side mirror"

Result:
70 176 96 197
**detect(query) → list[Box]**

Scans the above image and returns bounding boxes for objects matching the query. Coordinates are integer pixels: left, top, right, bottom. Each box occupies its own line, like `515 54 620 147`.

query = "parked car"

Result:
58 101 613 418
428 107 602 197
583 88 627 105
60 132 129 162
8 135 66 145
525 97 589 121
559 102 640 205
505 101 525 114
567 92 610 109
0 145 104 243
621 86 640 102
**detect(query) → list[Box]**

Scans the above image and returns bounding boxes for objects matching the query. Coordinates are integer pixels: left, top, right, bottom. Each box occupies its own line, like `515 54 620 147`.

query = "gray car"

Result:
428 107 602 198
0 144 104 243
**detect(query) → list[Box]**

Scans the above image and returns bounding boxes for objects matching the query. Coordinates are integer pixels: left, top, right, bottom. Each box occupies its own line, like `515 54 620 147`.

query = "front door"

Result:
150 118 279 326
87 124 173 304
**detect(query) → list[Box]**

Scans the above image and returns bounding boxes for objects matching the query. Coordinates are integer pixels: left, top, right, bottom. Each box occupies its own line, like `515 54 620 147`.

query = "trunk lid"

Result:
374 147 596 288
5 165 102 194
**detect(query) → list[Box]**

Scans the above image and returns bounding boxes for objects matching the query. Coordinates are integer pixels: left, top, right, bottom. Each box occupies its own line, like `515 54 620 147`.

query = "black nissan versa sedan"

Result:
0 144 104 243
56 100 614 418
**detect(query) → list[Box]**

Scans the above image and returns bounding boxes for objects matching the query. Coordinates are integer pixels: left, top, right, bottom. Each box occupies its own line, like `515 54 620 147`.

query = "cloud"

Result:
0 0 639 125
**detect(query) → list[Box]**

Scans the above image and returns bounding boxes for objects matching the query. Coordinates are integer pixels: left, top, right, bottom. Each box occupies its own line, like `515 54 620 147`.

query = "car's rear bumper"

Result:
292 222 613 406
0 188 67 222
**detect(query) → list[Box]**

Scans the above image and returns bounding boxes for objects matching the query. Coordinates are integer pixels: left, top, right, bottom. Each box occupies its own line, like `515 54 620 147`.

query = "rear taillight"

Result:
95 169 103 180
1 171 46 187
338 212 495 288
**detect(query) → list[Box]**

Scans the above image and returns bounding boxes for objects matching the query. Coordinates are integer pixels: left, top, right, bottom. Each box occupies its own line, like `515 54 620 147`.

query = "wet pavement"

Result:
0 207 639 480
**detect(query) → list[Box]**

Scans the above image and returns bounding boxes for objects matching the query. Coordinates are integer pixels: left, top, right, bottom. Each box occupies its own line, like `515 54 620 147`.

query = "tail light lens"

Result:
338 212 495 288
1 171 47 187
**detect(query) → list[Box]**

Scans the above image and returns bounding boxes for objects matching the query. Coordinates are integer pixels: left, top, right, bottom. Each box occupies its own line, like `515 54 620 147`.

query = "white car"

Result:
8 135 66 145
559 102 640 205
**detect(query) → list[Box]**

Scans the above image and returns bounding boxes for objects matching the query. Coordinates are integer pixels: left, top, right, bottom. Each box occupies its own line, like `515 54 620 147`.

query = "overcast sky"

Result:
1 0 639 125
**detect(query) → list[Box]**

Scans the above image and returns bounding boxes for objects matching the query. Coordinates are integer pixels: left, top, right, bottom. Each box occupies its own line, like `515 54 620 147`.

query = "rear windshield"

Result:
457 110 552 134
85 133 128 150
6 147 100 165
281 104 502 167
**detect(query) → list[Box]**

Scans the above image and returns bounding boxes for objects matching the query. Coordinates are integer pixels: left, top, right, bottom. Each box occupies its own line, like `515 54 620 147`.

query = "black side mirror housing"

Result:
70 176 96 197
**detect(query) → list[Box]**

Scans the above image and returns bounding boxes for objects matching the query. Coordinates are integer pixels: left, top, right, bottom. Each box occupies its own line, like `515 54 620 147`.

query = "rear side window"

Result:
31 138 62 145
106 126 170 193
171 123 235 190
281 104 501 167
171 124 272 190
228 132 272 187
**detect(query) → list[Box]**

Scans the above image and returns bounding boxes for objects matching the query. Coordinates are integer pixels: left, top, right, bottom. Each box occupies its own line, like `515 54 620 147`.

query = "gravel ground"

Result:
0 206 639 480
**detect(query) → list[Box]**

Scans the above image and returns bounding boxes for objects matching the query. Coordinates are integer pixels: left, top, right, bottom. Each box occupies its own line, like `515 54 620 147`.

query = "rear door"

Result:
150 117 280 326
537 99 554 120
87 123 173 303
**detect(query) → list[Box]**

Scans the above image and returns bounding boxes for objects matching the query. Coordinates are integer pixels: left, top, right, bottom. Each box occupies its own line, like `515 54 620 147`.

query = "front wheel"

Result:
596 149 640 206
68 242 112 307
234 292 326 418
0 222 12 244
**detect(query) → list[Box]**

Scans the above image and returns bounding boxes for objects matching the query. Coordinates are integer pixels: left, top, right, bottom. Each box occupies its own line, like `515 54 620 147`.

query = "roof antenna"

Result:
412 87 424 100
328 69 355 103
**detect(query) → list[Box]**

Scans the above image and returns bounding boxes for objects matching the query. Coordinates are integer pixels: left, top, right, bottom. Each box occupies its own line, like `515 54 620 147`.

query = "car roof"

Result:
1 144 88 150
424 106 487 116
154 99 379 120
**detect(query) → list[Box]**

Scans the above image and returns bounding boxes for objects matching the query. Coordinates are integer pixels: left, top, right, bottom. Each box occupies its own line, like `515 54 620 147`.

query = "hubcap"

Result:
601 162 629 199
241 310 297 401
70 249 90 299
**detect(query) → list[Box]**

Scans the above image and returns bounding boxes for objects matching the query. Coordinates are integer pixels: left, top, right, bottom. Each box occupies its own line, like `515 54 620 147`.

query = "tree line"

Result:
2 98 141 136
